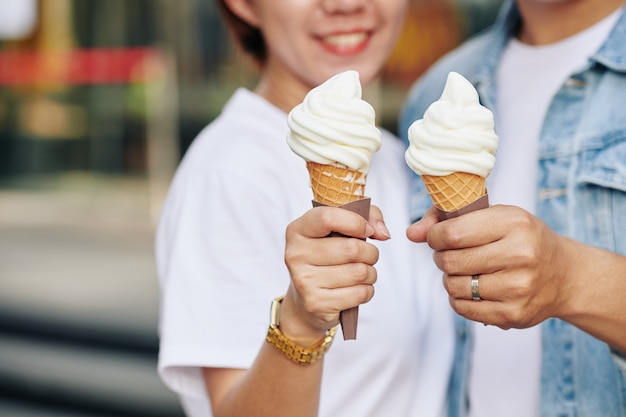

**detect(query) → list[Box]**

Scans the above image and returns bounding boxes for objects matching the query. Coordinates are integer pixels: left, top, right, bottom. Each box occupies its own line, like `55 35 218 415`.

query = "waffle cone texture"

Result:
306 161 366 206
421 172 486 212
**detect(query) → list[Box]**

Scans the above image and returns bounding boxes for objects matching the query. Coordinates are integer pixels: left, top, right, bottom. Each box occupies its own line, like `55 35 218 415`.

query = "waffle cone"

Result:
422 172 486 212
306 161 366 206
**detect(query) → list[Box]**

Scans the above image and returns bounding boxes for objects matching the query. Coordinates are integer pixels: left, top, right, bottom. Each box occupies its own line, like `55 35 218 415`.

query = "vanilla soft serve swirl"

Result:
287 70 382 173
405 72 498 177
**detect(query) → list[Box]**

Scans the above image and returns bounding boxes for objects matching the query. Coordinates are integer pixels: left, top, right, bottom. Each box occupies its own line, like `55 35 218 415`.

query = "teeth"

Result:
323 32 368 47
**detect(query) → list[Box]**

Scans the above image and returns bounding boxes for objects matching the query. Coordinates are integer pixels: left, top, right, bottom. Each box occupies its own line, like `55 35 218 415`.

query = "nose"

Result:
321 0 366 14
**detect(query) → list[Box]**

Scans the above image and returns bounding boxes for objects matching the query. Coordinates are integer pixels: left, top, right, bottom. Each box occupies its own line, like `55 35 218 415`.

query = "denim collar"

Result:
472 1 626 107
593 6 626 72
471 0 518 111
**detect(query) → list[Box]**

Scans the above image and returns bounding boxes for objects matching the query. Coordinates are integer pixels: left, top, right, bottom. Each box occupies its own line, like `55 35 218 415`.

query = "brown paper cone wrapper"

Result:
312 198 370 340
421 172 489 221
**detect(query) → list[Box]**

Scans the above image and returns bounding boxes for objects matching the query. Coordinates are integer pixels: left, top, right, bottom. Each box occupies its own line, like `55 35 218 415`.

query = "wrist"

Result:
279 293 327 345
553 237 593 322
266 296 337 365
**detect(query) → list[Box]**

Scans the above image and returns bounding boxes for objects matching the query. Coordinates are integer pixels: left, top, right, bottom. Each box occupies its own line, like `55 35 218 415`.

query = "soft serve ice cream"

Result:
287 70 382 205
405 71 498 177
405 71 498 213
287 70 381 340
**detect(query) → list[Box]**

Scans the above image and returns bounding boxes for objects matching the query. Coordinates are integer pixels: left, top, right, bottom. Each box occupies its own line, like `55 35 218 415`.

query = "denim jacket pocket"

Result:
577 133 626 190
575 133 626 255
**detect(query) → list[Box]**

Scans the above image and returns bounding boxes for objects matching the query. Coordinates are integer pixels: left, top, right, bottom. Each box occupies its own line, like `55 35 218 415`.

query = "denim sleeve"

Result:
398 82 434 222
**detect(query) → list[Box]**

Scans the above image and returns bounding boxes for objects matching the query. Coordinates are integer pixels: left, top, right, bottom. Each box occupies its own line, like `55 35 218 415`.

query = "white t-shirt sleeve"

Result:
156 169 290 401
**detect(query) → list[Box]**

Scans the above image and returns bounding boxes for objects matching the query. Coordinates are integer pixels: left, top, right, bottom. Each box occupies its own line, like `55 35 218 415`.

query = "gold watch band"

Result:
265 296 338 365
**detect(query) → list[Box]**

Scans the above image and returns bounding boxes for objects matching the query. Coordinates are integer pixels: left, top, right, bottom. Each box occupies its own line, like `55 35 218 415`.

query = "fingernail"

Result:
378 221 391 239
365 223 375 237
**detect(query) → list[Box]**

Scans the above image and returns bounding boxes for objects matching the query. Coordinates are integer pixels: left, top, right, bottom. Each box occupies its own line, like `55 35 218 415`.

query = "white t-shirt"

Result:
156 88 454 417
468 10 622 417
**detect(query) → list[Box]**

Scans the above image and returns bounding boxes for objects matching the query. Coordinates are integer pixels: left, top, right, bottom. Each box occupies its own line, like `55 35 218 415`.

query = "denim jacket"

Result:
399 1 626 416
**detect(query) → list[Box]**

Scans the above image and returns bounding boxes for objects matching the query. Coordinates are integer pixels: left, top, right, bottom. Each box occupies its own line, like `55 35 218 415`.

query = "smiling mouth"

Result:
323 32 369 48
319 31 371 55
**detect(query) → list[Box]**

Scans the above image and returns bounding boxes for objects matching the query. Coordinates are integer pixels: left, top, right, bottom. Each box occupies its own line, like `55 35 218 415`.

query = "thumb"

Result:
406 206 439 243
368 204 391 240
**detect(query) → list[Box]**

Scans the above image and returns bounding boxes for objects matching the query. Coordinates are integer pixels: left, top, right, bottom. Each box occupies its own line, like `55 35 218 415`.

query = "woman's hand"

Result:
281 205 389 344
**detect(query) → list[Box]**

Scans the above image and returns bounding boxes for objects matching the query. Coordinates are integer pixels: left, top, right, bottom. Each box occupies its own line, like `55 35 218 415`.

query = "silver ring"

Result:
471 274 481 301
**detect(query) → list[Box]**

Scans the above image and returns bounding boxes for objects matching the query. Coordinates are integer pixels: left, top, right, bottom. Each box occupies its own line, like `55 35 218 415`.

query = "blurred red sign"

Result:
0 47 165 86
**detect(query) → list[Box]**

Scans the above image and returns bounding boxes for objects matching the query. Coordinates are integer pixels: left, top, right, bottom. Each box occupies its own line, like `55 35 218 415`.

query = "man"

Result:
400 0 626 416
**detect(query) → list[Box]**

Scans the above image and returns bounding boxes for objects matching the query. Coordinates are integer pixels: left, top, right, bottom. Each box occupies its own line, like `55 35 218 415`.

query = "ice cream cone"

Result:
288 71 380 341
306 160 368 340
421 172 485 212
306 161 366 206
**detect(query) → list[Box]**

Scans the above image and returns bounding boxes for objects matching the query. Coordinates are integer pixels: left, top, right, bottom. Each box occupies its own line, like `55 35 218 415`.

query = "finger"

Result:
327 283 376 311
281 286 336 338
285 235 379 269
443 273 496 302
427 205 516 251
406 206 439 243
288 206 375 240
368 205 391 241
432 242 502 276
292 263 377 296
446 298 510 328
291 272 377 320
448 298 540 330
303 282 376 314
443 271 536 302
315 263 378 289
430 211 535 276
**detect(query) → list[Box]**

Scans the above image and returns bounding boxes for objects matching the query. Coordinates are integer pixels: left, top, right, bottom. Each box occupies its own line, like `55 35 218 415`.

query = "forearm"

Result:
204 205 384 416
204 292 330 417
558 237 626 352
206 345 324 417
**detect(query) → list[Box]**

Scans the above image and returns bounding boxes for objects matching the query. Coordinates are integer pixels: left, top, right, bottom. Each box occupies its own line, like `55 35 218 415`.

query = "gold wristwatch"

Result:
266 296 338 365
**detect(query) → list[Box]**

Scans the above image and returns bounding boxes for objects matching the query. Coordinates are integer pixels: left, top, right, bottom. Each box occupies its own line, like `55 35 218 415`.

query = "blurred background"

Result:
0 0 502 415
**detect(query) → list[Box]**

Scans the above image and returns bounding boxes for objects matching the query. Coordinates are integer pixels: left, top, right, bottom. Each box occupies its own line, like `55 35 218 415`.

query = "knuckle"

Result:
356 285 374 304
351 263 370 283
289 272 309 292
508 208 533 228
284 245 305 268
508 274 534 298
341 237 362 259
501 307 528 328
442 275 456 295
370 268 378 285
436 251 456 274
448 297 466 316
285 221 297 239
319 206 342 230
368 245 380 264
512 245 538 268
440 223 465 247
302 294 331 323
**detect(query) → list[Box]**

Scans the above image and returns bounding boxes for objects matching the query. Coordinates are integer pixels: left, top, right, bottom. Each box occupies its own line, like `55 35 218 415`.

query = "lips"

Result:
319 31 371 55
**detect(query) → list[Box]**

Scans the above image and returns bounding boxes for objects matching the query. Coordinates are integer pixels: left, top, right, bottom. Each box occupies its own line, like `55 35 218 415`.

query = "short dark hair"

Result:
216 0 266 65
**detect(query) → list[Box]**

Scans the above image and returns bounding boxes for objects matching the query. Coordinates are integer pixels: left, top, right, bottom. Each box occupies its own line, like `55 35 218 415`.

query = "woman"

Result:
156 0 453 416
